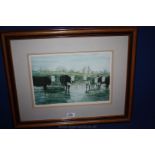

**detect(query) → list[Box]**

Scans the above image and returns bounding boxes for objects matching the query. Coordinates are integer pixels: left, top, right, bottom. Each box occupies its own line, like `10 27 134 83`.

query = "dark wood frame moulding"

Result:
1 27 138 128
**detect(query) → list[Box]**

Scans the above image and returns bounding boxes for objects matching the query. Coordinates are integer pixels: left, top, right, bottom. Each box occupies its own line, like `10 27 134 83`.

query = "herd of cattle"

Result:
33 75 110 93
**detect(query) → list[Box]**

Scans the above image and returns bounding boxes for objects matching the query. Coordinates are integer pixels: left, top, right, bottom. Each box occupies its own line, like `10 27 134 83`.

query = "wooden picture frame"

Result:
1 27 137 128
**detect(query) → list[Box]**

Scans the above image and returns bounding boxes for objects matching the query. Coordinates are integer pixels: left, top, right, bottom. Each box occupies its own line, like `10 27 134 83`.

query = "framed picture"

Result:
1 27 137 128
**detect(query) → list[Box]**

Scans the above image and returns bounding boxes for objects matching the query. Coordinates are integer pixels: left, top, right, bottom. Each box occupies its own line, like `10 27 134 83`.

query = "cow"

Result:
86 80 91 92
33 76 51 91
85 77 96 92
98 75 110 89
60 75 71 93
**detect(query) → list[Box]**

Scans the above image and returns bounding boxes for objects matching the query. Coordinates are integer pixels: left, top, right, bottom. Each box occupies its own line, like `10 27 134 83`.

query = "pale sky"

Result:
30 51 112 72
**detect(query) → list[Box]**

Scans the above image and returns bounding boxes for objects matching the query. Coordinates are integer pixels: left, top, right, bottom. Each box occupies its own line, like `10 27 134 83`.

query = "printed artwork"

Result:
29 51 112 106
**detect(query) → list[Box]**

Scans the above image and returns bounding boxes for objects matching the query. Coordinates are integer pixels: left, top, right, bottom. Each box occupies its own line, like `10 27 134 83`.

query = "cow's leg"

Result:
65 85 67 93
64 85 66 91
89 84 91 91
92 84 95 90
67 85 70 94
66 85 68 93
65 85 69 94
98 84 101 89
66 83 69 94
86 84 88 93
68 85 70 92
43 85 47 91
66 86 68 93
95 83 98 89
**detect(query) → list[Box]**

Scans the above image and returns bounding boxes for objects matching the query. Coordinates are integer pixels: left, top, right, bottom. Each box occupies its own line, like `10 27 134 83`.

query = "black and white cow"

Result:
85 77 96 92
60 75 72 93
98 75 110 89
33 76 51 91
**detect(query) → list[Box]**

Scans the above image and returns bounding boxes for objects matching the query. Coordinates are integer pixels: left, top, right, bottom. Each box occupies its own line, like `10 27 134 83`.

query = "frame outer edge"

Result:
0 27 138 128
1 33 20 128
127 28 138 121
